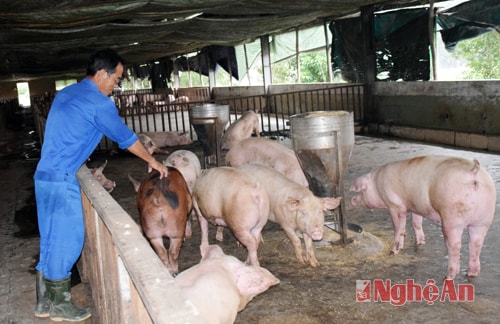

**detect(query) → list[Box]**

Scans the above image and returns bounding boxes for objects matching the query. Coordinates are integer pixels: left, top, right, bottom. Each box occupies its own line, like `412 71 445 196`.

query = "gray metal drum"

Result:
290 110 354 198
290 110 355 245
189 104 229 167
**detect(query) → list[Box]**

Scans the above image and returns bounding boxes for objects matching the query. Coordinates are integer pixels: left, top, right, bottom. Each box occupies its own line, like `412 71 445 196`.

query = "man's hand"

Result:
148 159 169 179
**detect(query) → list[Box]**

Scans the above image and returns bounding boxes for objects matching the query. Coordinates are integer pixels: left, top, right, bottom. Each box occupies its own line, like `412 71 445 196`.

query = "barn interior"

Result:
0 0 499 323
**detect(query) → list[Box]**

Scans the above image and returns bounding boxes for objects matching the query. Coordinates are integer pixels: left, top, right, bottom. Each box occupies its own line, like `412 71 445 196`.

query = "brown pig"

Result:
175 244 280 324
129 167 192 275
163 149 202 238
350 155 496 279
192 166 270 267
225 137 309 187
220 110 260 150
239 163 341 267
89 160 116 193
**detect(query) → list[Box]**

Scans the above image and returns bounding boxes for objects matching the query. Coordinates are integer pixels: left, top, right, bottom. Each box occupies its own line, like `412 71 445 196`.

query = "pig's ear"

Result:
200 244 224 260
93 160 107 173
350 177 368 192
285 197 302 211
127 173 141 192
322 197 342 210
235 266 280 297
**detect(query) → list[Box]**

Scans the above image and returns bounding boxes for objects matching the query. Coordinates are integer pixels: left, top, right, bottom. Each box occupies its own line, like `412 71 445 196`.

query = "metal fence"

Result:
216 84 365 137
31 84 364 151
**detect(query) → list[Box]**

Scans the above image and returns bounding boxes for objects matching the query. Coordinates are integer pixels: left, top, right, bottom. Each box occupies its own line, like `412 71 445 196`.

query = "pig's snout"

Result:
104 181 116 193
181 138 193 145
351 195 362 207
311 230 323 241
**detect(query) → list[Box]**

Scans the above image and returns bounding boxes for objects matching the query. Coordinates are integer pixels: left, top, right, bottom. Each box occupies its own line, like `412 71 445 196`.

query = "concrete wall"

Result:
368 81 500 152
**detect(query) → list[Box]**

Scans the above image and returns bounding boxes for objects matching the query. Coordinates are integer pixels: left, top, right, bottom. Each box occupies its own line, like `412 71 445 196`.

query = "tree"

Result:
271 51 330 84
298 52 329 83
451 31 500 80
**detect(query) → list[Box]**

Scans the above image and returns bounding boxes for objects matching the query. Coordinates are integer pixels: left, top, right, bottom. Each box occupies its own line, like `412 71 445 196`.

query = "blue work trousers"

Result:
34 178 85 280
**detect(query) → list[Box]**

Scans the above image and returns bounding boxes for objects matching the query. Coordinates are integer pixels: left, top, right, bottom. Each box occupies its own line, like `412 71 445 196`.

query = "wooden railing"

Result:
76 165 203 323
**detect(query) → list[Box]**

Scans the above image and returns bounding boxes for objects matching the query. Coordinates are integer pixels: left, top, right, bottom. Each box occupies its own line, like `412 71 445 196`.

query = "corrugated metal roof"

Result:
0 0 431 81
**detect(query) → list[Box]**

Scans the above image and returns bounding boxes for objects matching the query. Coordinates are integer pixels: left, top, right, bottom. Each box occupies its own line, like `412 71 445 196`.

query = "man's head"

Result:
86 49 125 96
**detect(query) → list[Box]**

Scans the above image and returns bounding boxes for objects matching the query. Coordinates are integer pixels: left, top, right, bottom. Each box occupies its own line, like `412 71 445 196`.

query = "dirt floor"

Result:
1 117 500 323
99 135 500 323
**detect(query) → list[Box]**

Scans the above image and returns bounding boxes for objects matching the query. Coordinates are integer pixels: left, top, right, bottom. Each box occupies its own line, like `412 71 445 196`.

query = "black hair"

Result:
86 48 125 76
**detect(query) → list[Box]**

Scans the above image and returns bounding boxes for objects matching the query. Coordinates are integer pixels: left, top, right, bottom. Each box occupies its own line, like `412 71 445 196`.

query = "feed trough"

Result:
189 103 229 168
290 110 356 245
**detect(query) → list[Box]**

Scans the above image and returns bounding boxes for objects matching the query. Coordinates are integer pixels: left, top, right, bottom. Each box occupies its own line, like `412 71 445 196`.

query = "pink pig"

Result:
138 131 193 155
89 160 116 193
350 155 496 279
220 110 260 150
225 137 309 187
175 244 279 324
163 149 202 238
239 163 341 267
192 166 270 267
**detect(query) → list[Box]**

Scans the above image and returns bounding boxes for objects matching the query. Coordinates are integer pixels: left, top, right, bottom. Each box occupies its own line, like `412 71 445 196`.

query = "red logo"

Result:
356 279 474 305
356 280 371 302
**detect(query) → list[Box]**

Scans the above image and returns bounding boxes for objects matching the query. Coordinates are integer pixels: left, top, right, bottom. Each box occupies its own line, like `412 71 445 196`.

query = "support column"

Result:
361 5 376 124
260 35 272 94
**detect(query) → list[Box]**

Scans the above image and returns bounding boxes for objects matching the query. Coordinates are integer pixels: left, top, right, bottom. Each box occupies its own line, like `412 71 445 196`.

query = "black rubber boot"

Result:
45 276 91 322
34 271 50 317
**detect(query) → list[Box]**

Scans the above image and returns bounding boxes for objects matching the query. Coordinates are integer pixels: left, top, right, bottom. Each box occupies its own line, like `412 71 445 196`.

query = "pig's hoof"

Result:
466 270 479 277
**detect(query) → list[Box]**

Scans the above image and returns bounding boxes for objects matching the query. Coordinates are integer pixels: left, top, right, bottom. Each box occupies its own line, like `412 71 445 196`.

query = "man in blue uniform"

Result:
33 49 169 322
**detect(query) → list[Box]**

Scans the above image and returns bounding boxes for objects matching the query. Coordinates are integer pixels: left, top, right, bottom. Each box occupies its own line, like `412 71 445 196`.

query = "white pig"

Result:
89 160 116 193
239 163 341 267
175 244 280 324
163 150 201 192
220 110 260 150
192 166 270 267
164 150 202 238
137 133 168 155
225 137 309 187
138 131 193 155
350 155 496 279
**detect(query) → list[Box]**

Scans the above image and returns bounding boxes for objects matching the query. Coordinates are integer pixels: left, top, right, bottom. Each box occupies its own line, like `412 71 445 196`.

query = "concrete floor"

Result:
1 125 499 323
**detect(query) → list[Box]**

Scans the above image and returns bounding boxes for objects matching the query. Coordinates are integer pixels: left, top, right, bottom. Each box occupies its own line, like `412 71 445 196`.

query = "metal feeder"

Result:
189 104 229 168
290 111 356 245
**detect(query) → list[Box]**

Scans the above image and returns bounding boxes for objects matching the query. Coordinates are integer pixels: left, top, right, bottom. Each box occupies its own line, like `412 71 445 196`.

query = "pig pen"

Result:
2 134 500 323
96 135 500 323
